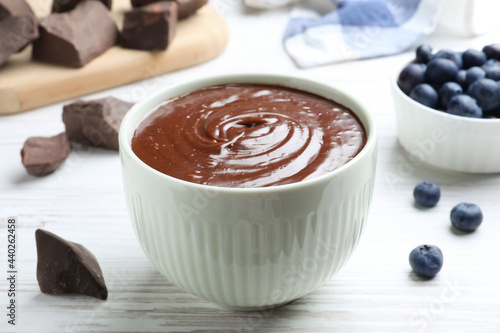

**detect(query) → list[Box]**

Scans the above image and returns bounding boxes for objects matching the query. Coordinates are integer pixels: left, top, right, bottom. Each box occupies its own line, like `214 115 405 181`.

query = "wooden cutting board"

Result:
0 0 229 114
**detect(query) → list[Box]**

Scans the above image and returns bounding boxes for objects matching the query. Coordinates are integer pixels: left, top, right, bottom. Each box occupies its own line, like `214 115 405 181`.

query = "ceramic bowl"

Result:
392 67 500 173
119 73 378 310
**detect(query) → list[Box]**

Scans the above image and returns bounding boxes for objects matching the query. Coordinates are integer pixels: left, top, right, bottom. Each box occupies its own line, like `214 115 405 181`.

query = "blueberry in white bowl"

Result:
409 84 438 109
482 43 500 60
397 63 426 95
462 48 487 69
439 82 463 108
465 66 486 88
425 58 459 84
467 78 500 111
447 95 482 118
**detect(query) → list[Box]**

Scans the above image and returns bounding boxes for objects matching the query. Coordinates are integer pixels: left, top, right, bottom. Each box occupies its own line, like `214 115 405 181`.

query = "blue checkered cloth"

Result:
284 0 444 67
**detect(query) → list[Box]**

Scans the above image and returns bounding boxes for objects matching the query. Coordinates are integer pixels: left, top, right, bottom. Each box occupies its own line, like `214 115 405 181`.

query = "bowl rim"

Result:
393 61 500 123
119 72 378 193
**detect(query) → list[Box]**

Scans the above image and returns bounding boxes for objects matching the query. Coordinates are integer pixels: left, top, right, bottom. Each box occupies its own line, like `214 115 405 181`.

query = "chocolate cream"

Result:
132 84 366 187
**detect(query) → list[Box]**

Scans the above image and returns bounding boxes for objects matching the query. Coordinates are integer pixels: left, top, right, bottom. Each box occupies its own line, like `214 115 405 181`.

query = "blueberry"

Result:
431 49 463 69
425 59 459 84
416 44 433 64
462 49 487 69
482 58 497 68
413 182 441 207
450 202 483 232
455 70 467 88
465 66 486 87
482 44 500 60
410 84 439 109
467 78 500 111
439 82 463 108
482 59 500 80
409 245 443 278
447 95 482 118
398 63 426 95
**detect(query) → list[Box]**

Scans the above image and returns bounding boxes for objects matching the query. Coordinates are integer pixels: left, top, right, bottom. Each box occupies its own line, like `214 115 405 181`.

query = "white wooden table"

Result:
2 2 500 332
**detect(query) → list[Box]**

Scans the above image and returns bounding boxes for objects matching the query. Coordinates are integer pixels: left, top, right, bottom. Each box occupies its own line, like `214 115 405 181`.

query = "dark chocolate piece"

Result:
51 0 112 13
62 97 134 150
35 229 108 300
121 1 177 51
21 132 70 176
175 0 207 19
0 0 37 21
131 0 207 19
0 0 38 66
0 16 38 66
32 1 118 68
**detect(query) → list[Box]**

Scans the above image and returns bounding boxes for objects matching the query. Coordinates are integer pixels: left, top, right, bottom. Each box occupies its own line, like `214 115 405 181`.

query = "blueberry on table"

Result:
397 63 426 95
447 95 482 118
416 44 433 64
450 202 483 232
482 44 500 60
439 82 463 108
462 49 487 69
425 58 459 84
409 245 443 278
410 84 439 109
431 49 463 69
467 78 500 111
465 66 486 87
413 182 440 207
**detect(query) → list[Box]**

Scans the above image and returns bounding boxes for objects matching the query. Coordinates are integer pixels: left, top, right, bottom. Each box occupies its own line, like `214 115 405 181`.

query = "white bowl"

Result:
392 67 500 173
119 73 378 310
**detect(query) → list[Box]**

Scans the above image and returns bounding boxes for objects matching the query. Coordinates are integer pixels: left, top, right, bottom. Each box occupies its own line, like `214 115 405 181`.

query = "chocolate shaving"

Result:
35 229 108 300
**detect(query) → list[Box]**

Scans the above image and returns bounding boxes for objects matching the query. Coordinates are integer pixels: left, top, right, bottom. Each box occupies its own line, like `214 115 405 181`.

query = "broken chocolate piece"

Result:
32 1 118 68
121 1 178 51
0 0 37 21
35 229 108 300
0 15 38 66
175 0 207 19
0 0 38 66
51 0 112 13
62 97 134 150
131 0 207 19
21 132 70 176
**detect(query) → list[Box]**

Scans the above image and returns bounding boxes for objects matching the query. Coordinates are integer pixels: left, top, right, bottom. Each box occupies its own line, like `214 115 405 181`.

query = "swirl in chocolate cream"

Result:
132 84 366 187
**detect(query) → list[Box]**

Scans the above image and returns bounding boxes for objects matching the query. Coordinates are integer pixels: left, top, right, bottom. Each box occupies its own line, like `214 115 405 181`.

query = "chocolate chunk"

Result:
62 97 134 150
131 0 207 19
21 132 70 176
51 0 112 13
35 229 108 300
175 0 207 19
0 0 38 66
32 1 118 68
121 1 177 51
0 0 37 21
